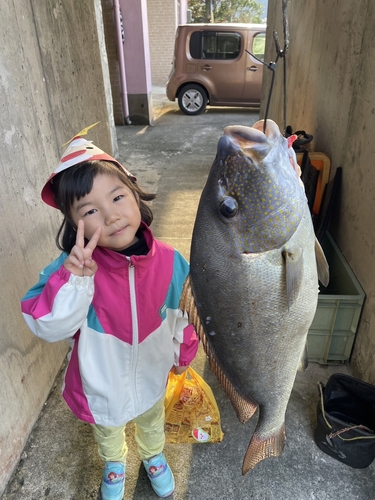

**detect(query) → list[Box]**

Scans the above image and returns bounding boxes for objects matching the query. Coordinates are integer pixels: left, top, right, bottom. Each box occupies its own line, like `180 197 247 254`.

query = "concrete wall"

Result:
262 0 375 383
0 0 116 494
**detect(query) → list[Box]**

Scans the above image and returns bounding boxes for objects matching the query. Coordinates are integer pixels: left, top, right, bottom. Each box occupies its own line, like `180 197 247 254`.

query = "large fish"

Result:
180 119 329 474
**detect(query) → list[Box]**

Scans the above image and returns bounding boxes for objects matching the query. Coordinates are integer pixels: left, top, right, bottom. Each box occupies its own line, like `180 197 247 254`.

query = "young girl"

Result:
21 135 199 500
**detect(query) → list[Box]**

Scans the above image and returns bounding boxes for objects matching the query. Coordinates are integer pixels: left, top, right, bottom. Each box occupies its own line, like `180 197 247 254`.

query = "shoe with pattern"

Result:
101 461 125 500
143 453 175 498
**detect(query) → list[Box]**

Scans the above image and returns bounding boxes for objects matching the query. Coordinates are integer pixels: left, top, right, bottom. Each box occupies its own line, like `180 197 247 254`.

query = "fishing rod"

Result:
245 0 290 135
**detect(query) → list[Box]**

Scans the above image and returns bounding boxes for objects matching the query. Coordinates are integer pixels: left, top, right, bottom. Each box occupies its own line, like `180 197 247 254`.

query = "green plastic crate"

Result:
307 232 365 364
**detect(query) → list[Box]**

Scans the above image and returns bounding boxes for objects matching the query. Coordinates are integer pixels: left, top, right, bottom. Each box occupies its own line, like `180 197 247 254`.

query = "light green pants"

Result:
92 394 166 463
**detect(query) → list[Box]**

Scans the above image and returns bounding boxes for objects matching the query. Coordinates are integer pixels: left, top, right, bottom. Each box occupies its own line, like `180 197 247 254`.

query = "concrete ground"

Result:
2 88 374 500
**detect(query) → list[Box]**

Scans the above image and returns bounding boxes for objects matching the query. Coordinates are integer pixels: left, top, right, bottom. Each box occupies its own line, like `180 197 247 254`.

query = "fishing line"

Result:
245 0 290 135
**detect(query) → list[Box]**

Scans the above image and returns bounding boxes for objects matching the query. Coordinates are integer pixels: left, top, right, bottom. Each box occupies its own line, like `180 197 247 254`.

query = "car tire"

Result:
178 84 208 115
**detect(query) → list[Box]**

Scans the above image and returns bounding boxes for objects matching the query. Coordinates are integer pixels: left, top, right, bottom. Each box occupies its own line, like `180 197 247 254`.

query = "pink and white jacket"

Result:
21 225 198 426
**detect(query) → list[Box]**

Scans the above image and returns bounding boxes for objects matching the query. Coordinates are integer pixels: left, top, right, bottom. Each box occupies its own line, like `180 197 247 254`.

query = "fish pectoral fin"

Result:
282 247 304 310
315 237 330 287
297 341 309 372
242 424 286 475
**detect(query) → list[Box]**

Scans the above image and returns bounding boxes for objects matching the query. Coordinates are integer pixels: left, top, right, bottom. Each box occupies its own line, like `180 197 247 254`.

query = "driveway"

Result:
3 89 374 500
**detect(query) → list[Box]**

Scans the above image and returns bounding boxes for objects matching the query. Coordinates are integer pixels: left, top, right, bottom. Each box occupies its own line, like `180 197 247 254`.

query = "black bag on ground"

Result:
315 373 375 468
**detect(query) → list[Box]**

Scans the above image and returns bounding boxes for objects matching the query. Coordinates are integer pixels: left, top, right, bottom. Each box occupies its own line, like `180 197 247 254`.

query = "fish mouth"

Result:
223 120 280 163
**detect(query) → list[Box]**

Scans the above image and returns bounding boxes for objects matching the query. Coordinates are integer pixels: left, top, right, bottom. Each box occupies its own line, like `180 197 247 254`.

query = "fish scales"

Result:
180 119 329 474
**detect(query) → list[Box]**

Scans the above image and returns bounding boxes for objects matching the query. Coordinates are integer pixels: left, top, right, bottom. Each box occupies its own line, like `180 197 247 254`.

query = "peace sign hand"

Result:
64 220 102 277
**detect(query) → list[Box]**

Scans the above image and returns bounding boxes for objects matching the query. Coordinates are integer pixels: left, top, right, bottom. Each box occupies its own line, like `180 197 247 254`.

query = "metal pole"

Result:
113 0 131 125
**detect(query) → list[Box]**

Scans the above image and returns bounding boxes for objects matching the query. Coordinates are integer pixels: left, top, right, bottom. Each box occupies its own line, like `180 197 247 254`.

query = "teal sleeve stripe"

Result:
21 253 68 301
165 250 190 310
87 305 105 333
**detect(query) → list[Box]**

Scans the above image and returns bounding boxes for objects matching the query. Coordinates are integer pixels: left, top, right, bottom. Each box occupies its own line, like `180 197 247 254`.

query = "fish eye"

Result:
219 197 238 218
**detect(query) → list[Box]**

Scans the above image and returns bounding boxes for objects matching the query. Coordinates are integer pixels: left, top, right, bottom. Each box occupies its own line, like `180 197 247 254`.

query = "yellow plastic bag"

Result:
164 367 224 444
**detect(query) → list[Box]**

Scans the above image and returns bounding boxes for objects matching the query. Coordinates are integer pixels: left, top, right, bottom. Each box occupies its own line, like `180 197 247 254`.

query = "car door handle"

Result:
247 66 258 72
201 65 212 70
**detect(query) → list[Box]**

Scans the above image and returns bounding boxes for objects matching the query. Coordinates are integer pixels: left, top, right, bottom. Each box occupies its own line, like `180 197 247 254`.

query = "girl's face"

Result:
70 174 142 252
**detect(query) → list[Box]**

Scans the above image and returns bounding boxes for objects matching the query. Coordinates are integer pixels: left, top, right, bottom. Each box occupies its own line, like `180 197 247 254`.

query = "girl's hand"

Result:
64 220 102 277
173 365 189 375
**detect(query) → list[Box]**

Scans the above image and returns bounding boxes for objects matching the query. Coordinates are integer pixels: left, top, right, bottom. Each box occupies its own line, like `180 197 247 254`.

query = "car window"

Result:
252 32 266 61
190 31 242 60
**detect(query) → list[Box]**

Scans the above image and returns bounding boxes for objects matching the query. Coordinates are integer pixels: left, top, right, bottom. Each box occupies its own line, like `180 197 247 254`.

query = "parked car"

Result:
166 23 266 115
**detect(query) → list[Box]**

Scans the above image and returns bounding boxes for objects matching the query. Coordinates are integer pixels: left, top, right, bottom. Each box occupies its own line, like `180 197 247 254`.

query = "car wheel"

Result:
178 84 208 115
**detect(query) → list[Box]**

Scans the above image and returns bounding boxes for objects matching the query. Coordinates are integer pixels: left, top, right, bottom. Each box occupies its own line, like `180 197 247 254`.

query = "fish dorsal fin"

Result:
179 276 258 423
315 237 329 287
282 247 304 310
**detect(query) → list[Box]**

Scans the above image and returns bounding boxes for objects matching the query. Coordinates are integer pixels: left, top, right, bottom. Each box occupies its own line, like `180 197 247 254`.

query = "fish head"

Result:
199 119 307 255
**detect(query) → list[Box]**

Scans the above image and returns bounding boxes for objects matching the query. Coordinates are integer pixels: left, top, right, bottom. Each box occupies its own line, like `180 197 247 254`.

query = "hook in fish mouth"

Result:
224 121 281 163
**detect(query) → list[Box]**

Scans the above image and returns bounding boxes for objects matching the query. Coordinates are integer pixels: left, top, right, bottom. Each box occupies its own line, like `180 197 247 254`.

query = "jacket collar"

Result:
92 223 155 274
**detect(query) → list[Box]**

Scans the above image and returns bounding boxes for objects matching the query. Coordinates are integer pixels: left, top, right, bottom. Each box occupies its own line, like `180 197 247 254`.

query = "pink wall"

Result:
119 0 152 94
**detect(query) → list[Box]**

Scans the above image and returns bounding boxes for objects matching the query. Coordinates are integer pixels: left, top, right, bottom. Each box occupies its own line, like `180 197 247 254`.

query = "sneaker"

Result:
143 453 175 498
101 461 125 500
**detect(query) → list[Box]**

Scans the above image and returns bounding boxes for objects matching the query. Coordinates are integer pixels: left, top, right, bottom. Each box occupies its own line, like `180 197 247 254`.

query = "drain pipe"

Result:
113 0 131 125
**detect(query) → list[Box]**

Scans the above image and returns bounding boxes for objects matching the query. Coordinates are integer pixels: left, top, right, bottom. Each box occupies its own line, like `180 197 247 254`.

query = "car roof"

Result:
178 23 266 30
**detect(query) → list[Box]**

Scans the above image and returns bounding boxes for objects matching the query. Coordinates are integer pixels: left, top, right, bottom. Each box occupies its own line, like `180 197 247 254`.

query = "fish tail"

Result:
242 424 286 475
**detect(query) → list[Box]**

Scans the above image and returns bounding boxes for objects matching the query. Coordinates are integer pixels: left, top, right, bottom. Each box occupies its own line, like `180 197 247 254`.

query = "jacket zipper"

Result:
127 258 139 409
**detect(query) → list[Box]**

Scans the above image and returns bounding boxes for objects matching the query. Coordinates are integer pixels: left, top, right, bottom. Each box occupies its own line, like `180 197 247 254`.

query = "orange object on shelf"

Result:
296 152 331 216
